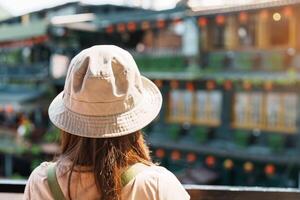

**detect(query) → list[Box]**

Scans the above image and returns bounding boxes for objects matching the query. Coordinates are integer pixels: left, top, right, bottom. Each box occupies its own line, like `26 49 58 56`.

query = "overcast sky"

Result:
0 0 179 16
0 0 278 16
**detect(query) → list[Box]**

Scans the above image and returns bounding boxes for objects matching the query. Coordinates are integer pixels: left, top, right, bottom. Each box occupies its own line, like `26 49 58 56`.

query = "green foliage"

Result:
31 159 43 170
30 144 42 156
193 127 208 143
236 53 252 70
11 173 24 179
265 52 284 71
234 130 249 148
268 134 284 153
0 49 22 66
15 145 27 155
43 126 60 143
207 53 224 70
135 55 185 72
168 124 180 140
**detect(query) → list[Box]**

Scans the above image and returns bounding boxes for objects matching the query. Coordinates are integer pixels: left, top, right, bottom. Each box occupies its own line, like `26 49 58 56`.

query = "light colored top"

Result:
24 162 190 200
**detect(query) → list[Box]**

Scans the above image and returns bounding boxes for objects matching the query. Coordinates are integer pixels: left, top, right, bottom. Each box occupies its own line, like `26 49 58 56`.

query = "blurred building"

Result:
0 0 299 188
0 6 11 21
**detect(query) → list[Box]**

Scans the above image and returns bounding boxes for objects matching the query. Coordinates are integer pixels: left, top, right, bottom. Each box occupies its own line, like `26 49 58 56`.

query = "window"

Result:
234 92 263 128
168 88 222 126
168 89 194 123
233 92 298 133
195 91 222 126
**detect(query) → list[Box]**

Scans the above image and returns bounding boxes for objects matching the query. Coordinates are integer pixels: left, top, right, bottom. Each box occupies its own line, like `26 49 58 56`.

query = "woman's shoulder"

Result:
137 165 169 175
24 162 54 200
29 161 53 180
131 165 190 199
135 165 179 181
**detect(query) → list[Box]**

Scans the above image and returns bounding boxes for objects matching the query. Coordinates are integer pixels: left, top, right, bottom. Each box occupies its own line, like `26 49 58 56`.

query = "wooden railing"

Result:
1 179 300 200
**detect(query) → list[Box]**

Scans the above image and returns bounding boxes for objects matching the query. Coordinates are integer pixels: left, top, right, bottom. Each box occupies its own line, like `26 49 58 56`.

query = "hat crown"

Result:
63 45 143 116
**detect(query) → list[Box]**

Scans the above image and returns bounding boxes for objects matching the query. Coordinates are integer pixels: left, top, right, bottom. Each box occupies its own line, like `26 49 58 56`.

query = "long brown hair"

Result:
57 130 152 200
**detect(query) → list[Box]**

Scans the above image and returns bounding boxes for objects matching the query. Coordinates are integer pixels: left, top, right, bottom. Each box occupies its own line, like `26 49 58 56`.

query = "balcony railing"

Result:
0 63 48 81
1 179 300 200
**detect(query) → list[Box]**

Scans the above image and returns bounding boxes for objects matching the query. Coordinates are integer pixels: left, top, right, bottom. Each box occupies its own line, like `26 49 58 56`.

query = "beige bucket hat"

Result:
48 45 162 138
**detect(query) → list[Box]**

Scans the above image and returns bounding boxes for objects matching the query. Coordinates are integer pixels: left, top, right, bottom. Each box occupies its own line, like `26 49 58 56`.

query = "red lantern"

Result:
155 149 165 158
283 6 293 17
106 25 114 34
265 164 276 176
206 80 215 90
186 82 194 91
260 10 269 20
239 12 248 23
198 17 208 27
171 150 181 161
186 153 197 163
170 80 179 89
127 22 136 32
156 19 165 29
224 80 232 90
117 23 126 33
205 156 216 167
216 15 225 25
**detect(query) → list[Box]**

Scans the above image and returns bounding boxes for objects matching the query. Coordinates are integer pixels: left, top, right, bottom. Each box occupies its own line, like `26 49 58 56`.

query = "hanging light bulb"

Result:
273 12 281 21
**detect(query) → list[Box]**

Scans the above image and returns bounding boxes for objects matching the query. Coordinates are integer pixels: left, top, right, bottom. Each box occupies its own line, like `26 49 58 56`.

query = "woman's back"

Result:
25 162 189 200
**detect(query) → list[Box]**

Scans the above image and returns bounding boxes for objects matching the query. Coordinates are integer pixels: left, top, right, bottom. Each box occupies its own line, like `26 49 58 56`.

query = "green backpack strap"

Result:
47 163 66 200
47 162 146 199
121 163 147 187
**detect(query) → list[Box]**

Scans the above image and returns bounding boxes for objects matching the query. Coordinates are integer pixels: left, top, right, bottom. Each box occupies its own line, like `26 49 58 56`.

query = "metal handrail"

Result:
1 179 300 200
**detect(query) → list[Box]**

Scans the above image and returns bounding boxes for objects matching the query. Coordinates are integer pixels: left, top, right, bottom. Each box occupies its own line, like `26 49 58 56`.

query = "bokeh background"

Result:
0 0 299 188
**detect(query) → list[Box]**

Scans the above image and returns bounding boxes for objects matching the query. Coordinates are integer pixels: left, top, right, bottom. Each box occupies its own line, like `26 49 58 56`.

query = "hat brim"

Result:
48 76 162 138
